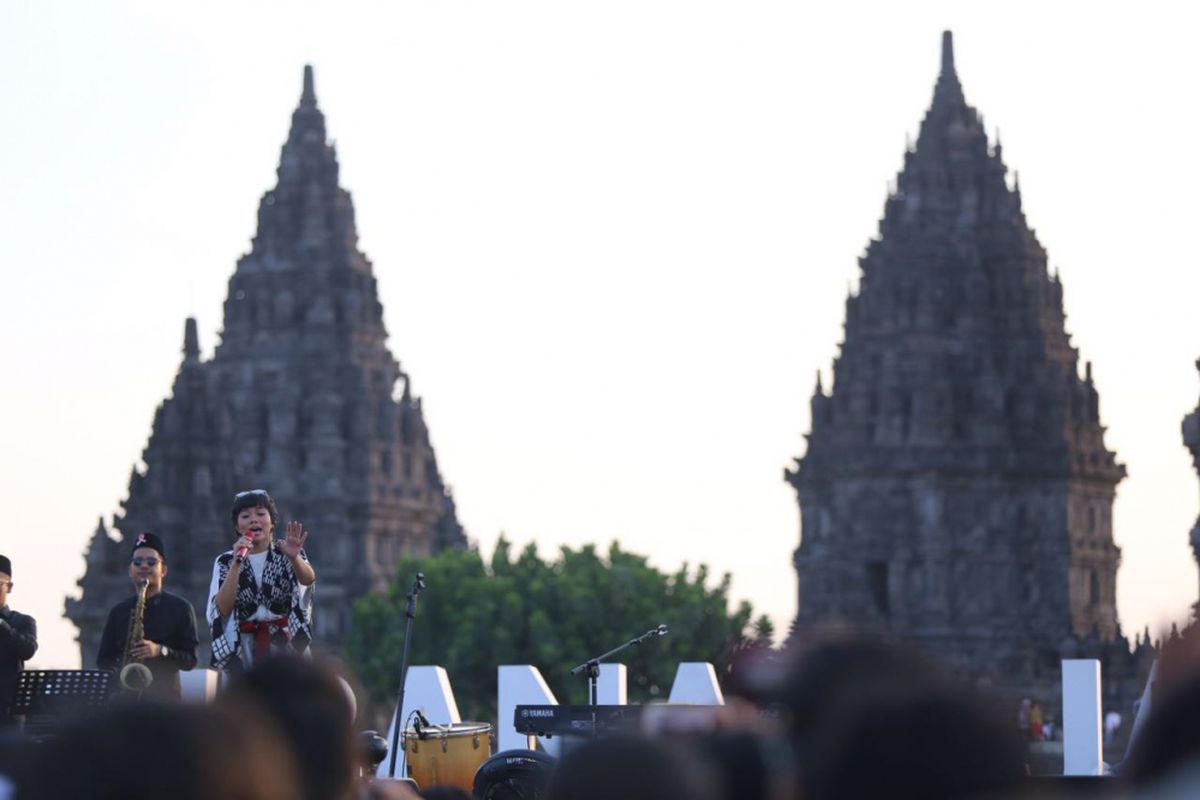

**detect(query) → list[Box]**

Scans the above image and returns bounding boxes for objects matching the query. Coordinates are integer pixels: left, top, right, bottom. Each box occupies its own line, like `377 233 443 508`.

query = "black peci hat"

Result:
130 532 166 561
0 555 10 577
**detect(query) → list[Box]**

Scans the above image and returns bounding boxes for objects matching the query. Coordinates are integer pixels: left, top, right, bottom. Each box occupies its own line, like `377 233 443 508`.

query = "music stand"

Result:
13 670 113 739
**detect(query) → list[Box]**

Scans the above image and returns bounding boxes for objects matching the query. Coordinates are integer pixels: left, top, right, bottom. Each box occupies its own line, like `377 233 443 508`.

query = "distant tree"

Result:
346 538 755 722
751 615 775 648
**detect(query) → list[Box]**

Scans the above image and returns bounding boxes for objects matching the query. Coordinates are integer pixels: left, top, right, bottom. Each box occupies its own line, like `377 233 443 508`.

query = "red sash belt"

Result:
238 618 289 659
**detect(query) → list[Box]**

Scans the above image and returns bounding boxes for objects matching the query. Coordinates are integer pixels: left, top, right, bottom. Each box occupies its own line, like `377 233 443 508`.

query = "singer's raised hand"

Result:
278 521 308 558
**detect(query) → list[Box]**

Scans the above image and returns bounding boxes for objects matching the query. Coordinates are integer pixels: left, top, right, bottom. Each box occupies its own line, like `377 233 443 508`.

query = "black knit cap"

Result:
130 532 166 561
0 555 10 577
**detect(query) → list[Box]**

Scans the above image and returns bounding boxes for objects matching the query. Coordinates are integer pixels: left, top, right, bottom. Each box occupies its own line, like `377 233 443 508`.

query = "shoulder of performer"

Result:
107 596 137 618
11 609 37 627
214 551 235 567
158 591 193 609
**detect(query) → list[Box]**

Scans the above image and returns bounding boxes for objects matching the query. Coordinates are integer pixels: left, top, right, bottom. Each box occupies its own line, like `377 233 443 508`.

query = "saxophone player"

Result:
97 532 199 700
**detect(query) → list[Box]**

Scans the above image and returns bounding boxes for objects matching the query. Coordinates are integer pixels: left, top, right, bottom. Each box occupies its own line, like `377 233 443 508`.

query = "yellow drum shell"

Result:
403 721 494 793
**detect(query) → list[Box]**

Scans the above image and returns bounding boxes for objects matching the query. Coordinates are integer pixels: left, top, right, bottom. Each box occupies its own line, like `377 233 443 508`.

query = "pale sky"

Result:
2 1 1200 670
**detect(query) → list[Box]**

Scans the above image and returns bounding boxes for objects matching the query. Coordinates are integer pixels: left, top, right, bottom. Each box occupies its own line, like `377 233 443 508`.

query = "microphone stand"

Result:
569 624 668 736
387 572 426 778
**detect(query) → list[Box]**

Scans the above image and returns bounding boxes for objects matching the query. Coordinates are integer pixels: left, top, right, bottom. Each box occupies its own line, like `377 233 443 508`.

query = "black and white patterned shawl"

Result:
207 541 313 671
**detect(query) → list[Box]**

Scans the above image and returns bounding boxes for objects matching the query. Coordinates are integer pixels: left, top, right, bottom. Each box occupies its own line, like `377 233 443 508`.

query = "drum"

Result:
403 721 494 793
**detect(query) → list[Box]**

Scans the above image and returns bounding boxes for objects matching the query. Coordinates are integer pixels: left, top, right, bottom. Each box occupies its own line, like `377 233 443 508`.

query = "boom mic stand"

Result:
387 572 426 778
569 624 668 735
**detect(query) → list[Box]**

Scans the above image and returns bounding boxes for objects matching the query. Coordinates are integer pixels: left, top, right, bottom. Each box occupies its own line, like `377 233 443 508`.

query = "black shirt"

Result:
0 605 38 719
97 591 199 701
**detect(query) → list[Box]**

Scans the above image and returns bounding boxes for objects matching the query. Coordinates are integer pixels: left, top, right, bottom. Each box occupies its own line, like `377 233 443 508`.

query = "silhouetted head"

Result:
1124 668 1200 786
778 637 937 747
0 554 12 608
14 701 298 800
221 655 356 800
544 736 716 800
812 688 1025 799
776 637 1025 800
691 730 782 800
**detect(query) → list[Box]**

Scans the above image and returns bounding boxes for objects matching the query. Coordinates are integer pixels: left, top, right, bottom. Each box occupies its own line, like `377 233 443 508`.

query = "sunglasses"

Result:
131 557 160 568
235 489 269 499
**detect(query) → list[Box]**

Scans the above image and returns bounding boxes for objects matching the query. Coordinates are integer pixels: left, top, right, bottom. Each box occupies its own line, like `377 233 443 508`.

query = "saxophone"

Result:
119 579 154 692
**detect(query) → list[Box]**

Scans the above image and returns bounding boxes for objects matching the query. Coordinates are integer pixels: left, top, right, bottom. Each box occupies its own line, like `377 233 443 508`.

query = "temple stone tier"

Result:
784 32 1150 708
1182 359 1200 608
66 66 467 667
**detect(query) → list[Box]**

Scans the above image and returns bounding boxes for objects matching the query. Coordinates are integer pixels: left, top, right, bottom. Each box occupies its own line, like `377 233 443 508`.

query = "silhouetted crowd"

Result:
8 633 1200 799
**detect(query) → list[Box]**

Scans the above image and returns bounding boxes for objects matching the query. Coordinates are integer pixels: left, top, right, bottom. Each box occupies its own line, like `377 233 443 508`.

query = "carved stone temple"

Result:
66 67 467 666
1182 364 1200 607
785 33 1152 702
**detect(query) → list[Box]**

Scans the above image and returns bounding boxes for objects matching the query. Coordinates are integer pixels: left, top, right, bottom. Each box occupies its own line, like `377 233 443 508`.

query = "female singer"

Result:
207 489 316 671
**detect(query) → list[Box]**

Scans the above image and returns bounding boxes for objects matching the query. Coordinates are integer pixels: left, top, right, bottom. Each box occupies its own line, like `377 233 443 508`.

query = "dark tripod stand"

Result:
387 572 425 778
569 624 669 735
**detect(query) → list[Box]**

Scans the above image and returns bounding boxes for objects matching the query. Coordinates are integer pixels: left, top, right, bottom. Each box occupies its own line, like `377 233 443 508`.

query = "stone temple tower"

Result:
1182 361 1200 605
785 33 1126 689
66 67 467 666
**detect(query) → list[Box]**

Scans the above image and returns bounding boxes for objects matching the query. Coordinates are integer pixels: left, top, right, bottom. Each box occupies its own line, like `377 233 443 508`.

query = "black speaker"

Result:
472 749 556 800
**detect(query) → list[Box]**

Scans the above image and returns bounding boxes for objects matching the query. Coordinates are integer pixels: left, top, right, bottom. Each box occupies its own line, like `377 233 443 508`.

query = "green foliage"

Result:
346 538 755 723
751 614 775 648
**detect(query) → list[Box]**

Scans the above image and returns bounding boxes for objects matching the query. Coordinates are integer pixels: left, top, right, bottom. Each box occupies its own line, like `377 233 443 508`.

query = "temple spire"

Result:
301 65 316 108
926 29 965 116
282 64 327 154
239 59 368 276
183 317 200 362
941 31 955 78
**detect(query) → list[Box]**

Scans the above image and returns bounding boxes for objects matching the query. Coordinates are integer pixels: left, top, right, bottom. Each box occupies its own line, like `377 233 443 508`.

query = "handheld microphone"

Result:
235 537 250 563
